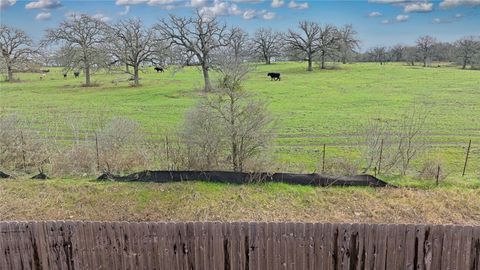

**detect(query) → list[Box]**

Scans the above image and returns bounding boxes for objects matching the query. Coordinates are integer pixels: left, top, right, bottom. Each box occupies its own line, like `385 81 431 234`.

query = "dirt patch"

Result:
97 170 392 187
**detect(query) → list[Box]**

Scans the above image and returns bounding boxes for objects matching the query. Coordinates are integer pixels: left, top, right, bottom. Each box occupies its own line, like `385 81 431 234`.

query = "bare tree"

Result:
416 35 437 67
338 24 360 64
317 24 340 69
368 46 387 65
389 44 405 62
251 28 284 65
45 14 108 86
108 18 164 86
0 25 35 81
455 36 480 69
285 21 320 71
156 11 230 92
182 58 274 172
403 46 418 66
227 27 249 63
395 105 428 176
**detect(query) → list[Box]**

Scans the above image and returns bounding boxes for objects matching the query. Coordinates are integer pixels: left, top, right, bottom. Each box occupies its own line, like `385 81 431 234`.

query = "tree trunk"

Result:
133 65 139 86
125 63 130 73
462 59 466 69
307 56 313 71
202 64 212 92
7 65 13 82
85 65 91 86
229 96 240 172
423 57 427 67
265 56 271 65
321 53 326 69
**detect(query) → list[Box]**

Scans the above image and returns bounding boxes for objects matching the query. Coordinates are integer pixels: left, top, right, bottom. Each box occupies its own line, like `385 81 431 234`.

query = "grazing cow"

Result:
267 72 281 81
154 67 164 73
74 71 80 78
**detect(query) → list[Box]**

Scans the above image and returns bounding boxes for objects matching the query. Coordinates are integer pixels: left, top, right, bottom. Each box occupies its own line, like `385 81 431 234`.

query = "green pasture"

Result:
1 62 479 179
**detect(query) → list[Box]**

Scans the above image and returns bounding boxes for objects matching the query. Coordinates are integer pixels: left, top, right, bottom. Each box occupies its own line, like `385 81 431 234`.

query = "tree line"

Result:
362 35 480 69
1 11 479 90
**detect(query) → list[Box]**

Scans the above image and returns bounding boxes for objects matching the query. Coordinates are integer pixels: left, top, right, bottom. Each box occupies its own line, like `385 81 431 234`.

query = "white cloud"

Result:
115 0 147 5
242 9 256 19
25 0 61 9
368 11 383 17
0 0 16 10
119 5 130 15
454 13 464 17
36 11 51 20
395 14 409 22
93 13 111 22
191 0 208 8
288 0 308 9
199 0 243 17
404 2 433 12
229 4 242 15
148 0 175 5
382 19 390 24
439 0 480 8
262 11 276 20
232 0 263 2
241 8 276 20
368 0 408 3
271 0 284 8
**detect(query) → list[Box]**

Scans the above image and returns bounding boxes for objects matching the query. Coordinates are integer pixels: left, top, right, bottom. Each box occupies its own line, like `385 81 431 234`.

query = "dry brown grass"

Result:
0 178 479 225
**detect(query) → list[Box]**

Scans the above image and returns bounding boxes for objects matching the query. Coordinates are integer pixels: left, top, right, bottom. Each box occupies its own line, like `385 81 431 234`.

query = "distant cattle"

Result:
63 72 67 79
154 67 164 73
41 69 50 73
267 72 281 81
74 71 80 78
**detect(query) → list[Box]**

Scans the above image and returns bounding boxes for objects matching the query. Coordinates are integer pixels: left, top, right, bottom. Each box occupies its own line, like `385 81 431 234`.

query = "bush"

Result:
0 115 51 173
323 157 360 176
418 158 448 181
97 117 149 174
52 144 97 176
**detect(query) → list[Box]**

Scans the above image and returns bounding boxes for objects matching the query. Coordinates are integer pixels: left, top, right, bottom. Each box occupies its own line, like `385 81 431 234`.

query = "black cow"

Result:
74 71 80 78
267 72 281 81
154 67 164 73
63 72 67 79
41 69 50 73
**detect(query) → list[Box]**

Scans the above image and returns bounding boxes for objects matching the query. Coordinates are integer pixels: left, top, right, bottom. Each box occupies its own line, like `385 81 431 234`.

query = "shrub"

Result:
418 158 448 181
323 157 360 176
0 115 51 173
97 117 149 174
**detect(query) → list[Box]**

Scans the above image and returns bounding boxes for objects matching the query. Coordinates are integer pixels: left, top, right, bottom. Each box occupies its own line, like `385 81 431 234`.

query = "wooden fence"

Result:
1 221 479 270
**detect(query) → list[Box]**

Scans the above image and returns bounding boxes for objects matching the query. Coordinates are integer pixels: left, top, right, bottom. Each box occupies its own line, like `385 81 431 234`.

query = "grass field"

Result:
1 62 479 223
1 62 479 179
0 179 479 224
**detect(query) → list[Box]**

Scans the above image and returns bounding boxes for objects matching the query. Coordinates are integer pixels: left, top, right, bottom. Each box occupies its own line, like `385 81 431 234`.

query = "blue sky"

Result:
1 0 479 50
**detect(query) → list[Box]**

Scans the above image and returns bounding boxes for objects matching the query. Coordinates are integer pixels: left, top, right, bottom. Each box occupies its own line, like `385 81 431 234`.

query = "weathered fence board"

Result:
1 221 479 270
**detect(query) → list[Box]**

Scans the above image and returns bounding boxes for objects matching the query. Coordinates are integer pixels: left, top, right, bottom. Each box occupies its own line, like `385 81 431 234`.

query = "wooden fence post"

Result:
378 139 384 176
436 165 440 186
322 144 326 173
462 140 471 177
95 132 100 171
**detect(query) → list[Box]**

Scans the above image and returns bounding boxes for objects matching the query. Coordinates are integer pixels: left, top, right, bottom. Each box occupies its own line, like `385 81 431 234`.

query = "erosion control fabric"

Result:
98 170 391 187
